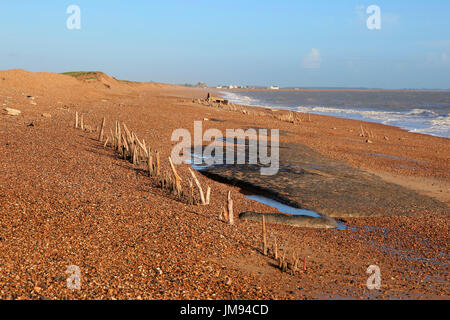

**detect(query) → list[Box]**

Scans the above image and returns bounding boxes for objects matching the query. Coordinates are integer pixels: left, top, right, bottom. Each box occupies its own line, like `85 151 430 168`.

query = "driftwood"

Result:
168 156 182 196
205 187 211 205
98 117 106 142
116 122 122 151
155 151 160 176
80 114 84 131
188 168 206 205
147 148 153 176
103 137 109 149
227 191 234 225
273 237 278 260
262 215 267 256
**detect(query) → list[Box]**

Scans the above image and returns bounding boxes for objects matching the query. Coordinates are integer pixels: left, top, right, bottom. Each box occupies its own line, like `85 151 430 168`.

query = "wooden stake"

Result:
262 215 267 256
205 187 211 205
168 156 182 195
123 123 132 145
222 206 229 222
98 117 106 142
75 112 79 128
188 168 206 205
227 191 234 225
117 122 122 151
189 179 194 205
132 143 137 165
219 208 224 221
122 133 129 159
155 150 161 176
136 135 148 158
142 139 147 154
274 237 278 260
109 128 114 148
103 137 109 149
80 114 84 131
292 251 298 271
147 148 153 176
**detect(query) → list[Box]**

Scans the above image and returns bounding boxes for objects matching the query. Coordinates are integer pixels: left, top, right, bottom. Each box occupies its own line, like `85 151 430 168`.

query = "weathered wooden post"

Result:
205 187 211 205
147 148 153 176
168 156 182 196
227 191 234 225
116 122 122 151
262 215 267 255
98 117 106 141
155 150 161 176
188 168 206 205
273 237 278 260
80 114 84 131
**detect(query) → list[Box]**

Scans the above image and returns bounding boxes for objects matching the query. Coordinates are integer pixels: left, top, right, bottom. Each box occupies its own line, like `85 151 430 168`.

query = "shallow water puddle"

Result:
185 152 348 230
186 152 354 229
245 194 321 218
244 194 348 230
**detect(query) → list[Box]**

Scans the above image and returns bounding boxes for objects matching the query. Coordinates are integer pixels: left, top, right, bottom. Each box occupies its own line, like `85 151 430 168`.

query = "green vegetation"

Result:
61 71 103 77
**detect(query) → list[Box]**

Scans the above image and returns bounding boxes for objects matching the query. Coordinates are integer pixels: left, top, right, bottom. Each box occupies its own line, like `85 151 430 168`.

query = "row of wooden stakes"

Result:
261 215 307 274
75 113 306 271
199 97 312 125
74 113 235 225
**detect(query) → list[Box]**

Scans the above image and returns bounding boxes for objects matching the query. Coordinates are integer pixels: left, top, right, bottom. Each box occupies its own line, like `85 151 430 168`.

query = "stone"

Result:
3 107 21 116
42 113 52 119
83 125 94 132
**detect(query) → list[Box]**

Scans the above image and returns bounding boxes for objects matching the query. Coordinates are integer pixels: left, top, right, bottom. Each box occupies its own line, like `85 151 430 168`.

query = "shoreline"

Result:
215 90 450 140
221 101 450 204
221 88 450 93
1 70 448 300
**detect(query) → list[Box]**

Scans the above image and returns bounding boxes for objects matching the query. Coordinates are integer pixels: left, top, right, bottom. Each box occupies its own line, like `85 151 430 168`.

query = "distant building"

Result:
269 86 280 90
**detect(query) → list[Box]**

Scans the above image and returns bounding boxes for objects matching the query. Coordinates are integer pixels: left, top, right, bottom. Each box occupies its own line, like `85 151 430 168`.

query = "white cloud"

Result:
302 48 321 69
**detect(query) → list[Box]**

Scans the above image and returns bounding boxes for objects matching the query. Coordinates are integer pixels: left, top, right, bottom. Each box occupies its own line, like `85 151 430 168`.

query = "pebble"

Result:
3 107 21 116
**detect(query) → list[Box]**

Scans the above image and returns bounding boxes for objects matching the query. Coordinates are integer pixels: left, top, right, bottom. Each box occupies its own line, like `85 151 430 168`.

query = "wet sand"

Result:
0 70 448 300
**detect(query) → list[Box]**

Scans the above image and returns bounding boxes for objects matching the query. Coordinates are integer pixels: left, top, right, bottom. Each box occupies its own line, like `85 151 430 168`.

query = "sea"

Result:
221 90 450 139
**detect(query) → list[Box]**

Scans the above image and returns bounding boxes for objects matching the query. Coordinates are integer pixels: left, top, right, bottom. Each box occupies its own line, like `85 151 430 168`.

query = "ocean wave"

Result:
220 91 450 138
295 106 449 138
408 109 440 117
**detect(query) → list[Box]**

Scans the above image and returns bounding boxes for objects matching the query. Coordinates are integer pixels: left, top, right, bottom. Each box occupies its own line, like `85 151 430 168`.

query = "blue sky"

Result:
0 1 449 89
